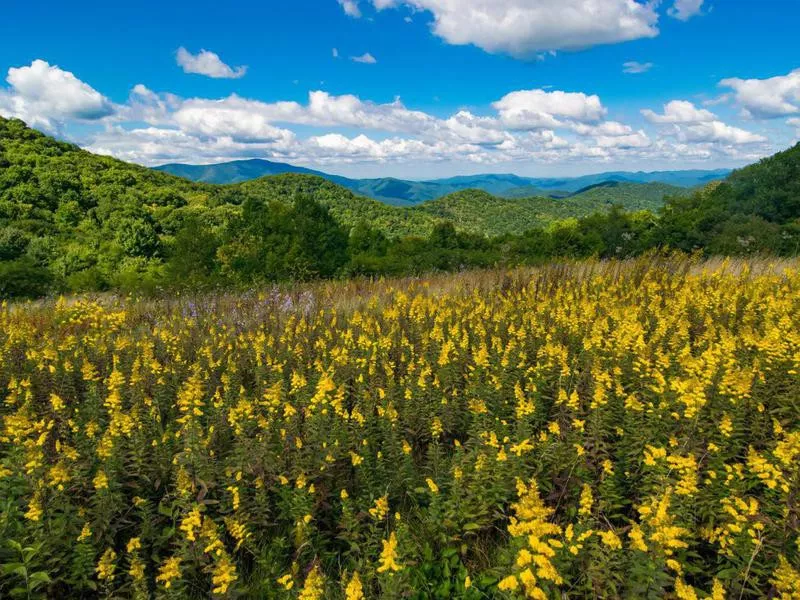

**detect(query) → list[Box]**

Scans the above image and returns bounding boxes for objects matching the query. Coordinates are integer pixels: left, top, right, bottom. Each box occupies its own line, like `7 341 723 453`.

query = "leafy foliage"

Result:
1 257 799 598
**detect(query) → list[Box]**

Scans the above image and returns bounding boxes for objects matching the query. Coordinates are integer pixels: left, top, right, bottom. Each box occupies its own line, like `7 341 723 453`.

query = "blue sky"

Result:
1 0 799 178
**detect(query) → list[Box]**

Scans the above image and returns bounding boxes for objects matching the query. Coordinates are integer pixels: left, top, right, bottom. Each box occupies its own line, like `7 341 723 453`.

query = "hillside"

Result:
234 174 436 238
2 115 799 297
563 181 686 209
234 177 682 238
154 158 329 184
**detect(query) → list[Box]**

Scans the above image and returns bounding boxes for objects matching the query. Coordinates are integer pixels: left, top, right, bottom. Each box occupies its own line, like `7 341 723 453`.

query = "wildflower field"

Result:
1 256 799 599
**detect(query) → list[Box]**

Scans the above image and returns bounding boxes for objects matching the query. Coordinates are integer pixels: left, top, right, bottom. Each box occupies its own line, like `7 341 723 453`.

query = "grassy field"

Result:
1 256 799 599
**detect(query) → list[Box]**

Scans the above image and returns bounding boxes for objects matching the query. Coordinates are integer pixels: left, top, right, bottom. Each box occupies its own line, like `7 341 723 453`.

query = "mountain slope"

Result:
154 158 330 184
234 174 436 238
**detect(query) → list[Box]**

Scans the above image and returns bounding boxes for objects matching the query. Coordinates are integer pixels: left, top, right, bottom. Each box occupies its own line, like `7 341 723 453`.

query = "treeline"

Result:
1 114 799 298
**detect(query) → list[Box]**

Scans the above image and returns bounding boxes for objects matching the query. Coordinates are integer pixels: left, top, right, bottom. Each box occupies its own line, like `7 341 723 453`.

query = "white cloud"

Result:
595 131 651 149
332 48 340 58
702 93 732 107
338 0 362 17
170 91 435 136
641 100 716 124
1 59 113 128
351 52 377 64
370 0 659 58
668 0 704 21
176 47 247 79
720 68 800 119
435 111 508 145
306 91 430 130
681 121 766 145
173 101 296 144
493 89 607 129
642 100 766 146
622 61 653 74
120 84 183 126
571 121 633 137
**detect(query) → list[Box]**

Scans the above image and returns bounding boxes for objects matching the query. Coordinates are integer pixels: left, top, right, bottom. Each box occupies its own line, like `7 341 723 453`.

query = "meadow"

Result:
1 255 799 599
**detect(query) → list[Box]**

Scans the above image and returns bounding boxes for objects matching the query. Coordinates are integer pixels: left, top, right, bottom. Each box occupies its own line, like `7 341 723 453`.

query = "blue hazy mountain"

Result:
154 159 730 205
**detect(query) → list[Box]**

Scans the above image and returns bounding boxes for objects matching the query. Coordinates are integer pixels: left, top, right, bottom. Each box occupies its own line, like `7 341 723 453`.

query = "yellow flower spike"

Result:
498 575 519 591
180 506 203 542
211 555 238 595
578 484 594 517
599 530 622 550
96 548 117 582
377 532 403 573
156 556 182 589
344 571 364 600
674 578 698 600
369 495 389 520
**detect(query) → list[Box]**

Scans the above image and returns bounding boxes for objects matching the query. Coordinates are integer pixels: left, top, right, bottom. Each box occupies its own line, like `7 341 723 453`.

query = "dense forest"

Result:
1 115 799 298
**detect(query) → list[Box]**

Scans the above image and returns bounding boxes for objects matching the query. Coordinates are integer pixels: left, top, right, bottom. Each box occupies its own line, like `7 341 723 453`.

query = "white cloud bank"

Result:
176 47 247 79
0 59 783 171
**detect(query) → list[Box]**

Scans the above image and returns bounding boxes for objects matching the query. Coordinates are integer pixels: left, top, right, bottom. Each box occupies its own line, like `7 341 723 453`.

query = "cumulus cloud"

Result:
789 117 800 134
571 121 633 137
595 130 651 149
176 47 247 79
493 89 607 129
332 48 340 58
1 59 113 127
368 0 659 58
641 100 716 124
642 100 765 146
173 103 296 144
623 61 653 74
351 52 377 64
121 84 183 126
681 121 766 145
668 0 704 21
720 68 800 119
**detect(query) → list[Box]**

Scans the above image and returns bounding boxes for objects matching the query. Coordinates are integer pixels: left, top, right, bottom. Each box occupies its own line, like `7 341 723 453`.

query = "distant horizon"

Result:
151 153 738 183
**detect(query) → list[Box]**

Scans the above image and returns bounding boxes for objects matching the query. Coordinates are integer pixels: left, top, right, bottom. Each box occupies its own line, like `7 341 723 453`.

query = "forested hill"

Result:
233 175 680 238
1 115 799 298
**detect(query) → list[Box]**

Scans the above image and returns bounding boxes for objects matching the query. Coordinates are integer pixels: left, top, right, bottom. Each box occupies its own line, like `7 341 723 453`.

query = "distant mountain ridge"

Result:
154 159 730 205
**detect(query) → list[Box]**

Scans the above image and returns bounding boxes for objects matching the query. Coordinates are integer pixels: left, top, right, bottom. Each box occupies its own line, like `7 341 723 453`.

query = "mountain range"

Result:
154 158 730 205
